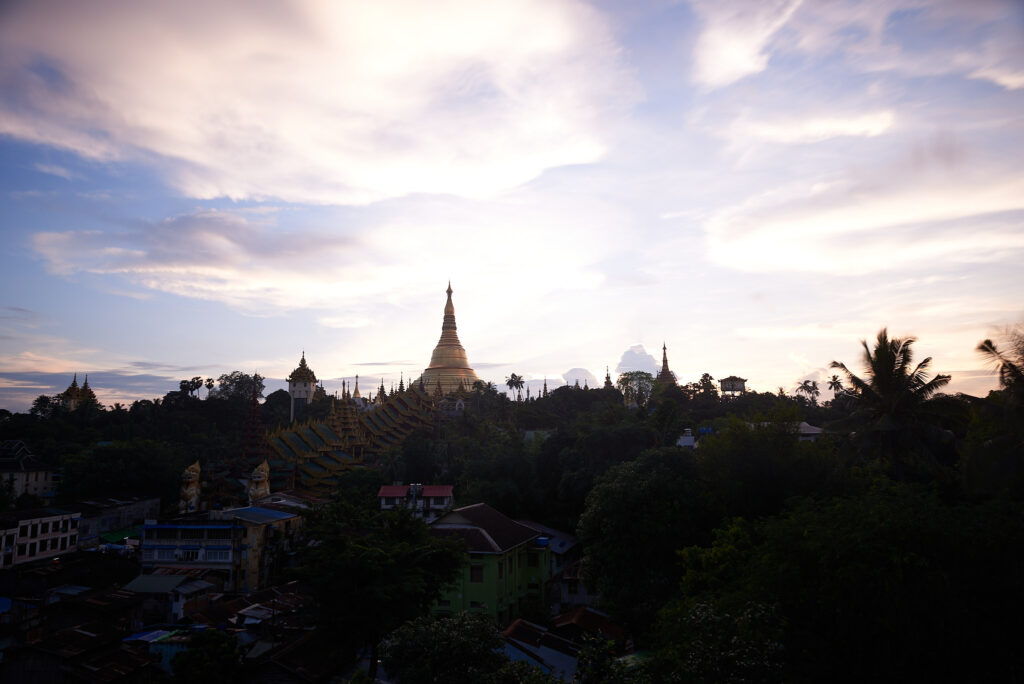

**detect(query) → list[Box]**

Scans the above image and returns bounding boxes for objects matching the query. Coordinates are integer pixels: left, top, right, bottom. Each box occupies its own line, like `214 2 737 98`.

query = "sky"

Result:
1 0 1022 411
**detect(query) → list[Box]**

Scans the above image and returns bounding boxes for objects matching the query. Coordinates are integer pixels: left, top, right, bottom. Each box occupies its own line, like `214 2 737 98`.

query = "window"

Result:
470 565 484 583
40 522 49 534
60 537 67 550
179 550 199 561
156 549 175 560
208 528 232 540
206 550 230 562
28 542 36 556
181 528 204 540
30 524 38 538
142 549 154 561
71 519 78 529
17 543 25 556
69 535 77 545
19 525 27 537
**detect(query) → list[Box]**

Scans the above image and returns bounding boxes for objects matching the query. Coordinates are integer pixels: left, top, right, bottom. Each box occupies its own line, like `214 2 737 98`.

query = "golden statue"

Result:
179 460 201 513
248 460 271 504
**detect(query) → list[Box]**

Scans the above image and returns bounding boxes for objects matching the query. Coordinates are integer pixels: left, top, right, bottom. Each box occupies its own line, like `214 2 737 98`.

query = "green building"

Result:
431 503 551 625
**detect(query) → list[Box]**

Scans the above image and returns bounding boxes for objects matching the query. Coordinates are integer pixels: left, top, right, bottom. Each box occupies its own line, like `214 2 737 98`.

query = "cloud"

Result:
702 146 1024 275
689 0 802 88
562 368 598 387
727 110 895 145
34 163 76 180
0 0 636 205
688 0 1024 91
615 345 658 374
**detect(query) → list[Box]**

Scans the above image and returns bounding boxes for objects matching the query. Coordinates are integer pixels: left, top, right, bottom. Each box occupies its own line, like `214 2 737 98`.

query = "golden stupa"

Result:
418 282 481 394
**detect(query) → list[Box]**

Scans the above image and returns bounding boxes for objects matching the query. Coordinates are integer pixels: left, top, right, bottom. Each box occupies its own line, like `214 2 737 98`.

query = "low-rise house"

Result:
377 484 454 522
0 508 81 569
431 503 551 625
0 440 55 503
139 506 301 593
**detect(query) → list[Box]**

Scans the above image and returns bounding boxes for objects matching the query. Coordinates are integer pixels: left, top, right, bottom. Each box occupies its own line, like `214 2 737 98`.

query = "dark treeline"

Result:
2 327 1023 681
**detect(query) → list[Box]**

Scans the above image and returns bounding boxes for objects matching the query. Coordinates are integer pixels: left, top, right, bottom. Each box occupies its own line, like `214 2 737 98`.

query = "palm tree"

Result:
795 379 820 404
977 325 1024 403
505 373 524 400
827 374 843 394
830 328 951 475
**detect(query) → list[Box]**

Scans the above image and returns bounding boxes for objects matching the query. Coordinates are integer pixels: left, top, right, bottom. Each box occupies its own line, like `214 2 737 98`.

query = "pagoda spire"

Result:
353 375 361 399
604 366 613 389
421 282 481 396
656 342 677 387
543 378 548 397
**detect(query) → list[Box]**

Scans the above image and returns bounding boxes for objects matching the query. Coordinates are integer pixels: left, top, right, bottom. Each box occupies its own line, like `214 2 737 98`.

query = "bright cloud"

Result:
728 110 896 145
0 0 635 204
689 0 802 88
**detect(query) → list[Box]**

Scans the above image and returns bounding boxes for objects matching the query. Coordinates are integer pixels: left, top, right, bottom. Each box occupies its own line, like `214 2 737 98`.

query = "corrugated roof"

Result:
123 574 187 593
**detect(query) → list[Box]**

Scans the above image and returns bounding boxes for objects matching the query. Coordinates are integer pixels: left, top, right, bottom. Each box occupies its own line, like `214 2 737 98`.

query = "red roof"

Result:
377 485 453 497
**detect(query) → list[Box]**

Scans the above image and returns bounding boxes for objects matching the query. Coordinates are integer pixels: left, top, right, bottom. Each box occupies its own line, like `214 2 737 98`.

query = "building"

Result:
267 284 489 496
287 353 318 423
140 506 301 593
656 343 677 388
720 375 747 396
377 484 454 522
431 503 551 625
75 496 160 548
417 282 482 395
0 507 81 569
0 440 56 502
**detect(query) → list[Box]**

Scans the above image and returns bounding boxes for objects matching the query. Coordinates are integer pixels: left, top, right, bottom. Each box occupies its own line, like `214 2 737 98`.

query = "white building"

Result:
0 508 81 568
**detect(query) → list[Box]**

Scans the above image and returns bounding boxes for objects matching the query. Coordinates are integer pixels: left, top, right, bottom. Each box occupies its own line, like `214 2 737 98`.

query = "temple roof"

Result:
288 353 317 383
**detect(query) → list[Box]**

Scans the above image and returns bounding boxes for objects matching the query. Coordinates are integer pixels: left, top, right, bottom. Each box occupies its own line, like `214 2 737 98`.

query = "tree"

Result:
298 503 466 680
208 371 265 402
616 371 655 407
382 612 507 684
830 329 951 476
171 629 241 684
577 447 708 635
179 376 204 398
795 380 820 405
506 373 525 400
977 324 1024 405
827 374 843 394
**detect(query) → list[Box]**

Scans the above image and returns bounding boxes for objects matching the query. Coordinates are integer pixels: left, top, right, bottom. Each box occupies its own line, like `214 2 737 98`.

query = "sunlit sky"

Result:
2 0 1022 411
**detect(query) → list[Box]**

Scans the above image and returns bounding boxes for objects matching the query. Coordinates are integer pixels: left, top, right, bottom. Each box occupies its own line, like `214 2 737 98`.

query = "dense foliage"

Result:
3 328 1023 680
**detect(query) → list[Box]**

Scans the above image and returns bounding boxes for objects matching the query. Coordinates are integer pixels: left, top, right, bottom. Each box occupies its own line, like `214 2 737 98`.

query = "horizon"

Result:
2 0 1022 412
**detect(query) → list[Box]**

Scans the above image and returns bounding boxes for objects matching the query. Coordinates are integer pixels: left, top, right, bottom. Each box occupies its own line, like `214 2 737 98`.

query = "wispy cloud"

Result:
34 163 77 180
0 0 636 205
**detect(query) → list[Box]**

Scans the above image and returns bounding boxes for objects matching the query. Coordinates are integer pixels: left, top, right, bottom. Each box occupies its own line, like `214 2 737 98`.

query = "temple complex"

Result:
417 282 481 394
264 283 480 496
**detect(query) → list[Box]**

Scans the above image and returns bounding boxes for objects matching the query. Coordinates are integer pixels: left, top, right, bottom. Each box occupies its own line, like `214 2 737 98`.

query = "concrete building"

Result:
75 496 161 548
431 503 551 625
140 506 301 593
0 508 81 569
0 440 55 502
377 484 454 522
